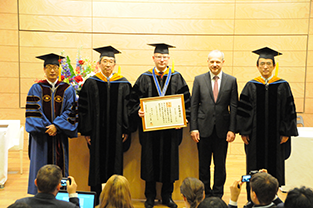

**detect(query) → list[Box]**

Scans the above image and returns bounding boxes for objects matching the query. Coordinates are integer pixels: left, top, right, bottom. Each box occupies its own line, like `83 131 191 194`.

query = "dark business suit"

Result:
16 193 79 208
190 71 238 197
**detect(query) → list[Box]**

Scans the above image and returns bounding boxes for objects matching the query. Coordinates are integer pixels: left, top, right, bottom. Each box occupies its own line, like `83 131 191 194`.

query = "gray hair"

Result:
208 50 224 60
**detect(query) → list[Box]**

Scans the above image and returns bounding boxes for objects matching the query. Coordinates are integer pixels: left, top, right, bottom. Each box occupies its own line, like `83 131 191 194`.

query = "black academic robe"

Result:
78 73 132 186
130 68 191 182
237 76 298 185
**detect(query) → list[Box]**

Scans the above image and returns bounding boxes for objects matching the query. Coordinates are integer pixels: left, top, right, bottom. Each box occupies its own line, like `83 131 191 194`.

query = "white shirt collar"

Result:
47 79 58 87
209 70 222 79
100 71 114 79
261 74 274 82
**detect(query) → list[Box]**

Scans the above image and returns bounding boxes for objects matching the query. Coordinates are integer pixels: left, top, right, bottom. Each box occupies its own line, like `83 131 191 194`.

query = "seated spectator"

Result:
284 186 313 208
228 172 283 208
97 175 133 208
198 197 228 208
180 177 205 208
15 164 79 208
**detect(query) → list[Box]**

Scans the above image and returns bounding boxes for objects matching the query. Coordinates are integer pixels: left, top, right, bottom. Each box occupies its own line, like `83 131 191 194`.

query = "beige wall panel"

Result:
233 51 306 67
306 67 313 82
20 93 28 108
234 36 307 51
235 19 308 35
236 0 310 2
20 48 92 64
93 2 235 19
228 142 245 155
310 18 313 34
289 82 304 99
0 93 19 108
0 108 25 121
93 18 234 34
93 34 234 51
0 14 18 30
20 63 44 79
92 50 233 67
0 30 18 46
301 114 313 127
236 2 309 19
0 62 18 77
306 51 313 66
233 67 305 83
0 78 18 93
19 0 91 16
308 35 313 50
0 46 18 62
304 99 313 113
20 31 92 48
19 15 92 32
0 0 17 13
21 79 38 94
295 98 304 113
305 83 313 98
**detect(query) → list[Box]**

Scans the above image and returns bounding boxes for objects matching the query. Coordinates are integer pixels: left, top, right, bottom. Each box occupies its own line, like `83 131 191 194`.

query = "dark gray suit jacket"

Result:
16 193 80 208
190 71 238 138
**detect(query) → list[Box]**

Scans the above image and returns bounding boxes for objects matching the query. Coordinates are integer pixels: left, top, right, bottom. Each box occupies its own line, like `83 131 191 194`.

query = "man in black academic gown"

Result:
237 47 298 202
78 46 132 204
130 43 191 208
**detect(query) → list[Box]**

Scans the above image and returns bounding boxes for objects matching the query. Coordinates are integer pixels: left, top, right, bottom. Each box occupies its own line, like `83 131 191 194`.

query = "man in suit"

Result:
228 172 283 208
16 165 79 208
190 50 238 198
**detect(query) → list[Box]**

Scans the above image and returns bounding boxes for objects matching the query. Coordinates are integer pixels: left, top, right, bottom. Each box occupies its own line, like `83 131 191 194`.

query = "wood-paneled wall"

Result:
1 0 312 200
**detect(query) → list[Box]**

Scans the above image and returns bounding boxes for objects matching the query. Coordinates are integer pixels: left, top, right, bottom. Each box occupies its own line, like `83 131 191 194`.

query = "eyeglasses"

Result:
101 59 115 65
45 65 59 70
259 62 273 66
154 55 169 60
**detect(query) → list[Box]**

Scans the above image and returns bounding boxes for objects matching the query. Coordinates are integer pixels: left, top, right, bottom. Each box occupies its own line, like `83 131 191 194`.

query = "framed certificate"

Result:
140 94 187 132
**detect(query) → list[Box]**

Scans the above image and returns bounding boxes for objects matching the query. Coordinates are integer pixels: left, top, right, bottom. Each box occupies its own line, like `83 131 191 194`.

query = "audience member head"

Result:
197 197 227 208
180 177 205 208
99 175 133 208
35 164 62 194
7 203 32 208
284 186 313 208
249 172 278 205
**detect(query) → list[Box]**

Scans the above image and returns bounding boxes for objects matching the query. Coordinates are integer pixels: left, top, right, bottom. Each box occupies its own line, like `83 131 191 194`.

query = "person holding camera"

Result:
228 172 283 208
15 165 80 208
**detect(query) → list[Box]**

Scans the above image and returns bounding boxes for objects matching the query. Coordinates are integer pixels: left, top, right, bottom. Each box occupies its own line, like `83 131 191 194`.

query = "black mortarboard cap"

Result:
148 43 175 54
36 53 64 67
252 47 282 59
93 46 121 58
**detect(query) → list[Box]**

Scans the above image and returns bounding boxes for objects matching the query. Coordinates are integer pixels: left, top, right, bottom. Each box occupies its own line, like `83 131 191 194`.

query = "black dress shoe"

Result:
144 198 154 208
162 198 178 208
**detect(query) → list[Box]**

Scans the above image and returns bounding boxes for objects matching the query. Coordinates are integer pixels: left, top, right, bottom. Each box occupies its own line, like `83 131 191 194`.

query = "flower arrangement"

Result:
60 49 99 94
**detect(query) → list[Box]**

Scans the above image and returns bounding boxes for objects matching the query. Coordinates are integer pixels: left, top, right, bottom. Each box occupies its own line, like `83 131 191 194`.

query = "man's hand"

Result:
138 109 145 118
280 136 289 144
85 136 91 145
230 180 242 202
122 134 128 142
67 176 77 194
191 131 200 143
241 135 250 145
226 131 235 142
45 124 57 136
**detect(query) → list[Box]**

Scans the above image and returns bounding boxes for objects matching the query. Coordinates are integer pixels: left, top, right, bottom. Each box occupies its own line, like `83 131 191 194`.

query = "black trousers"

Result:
145 181 174 200
197 128 228 198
